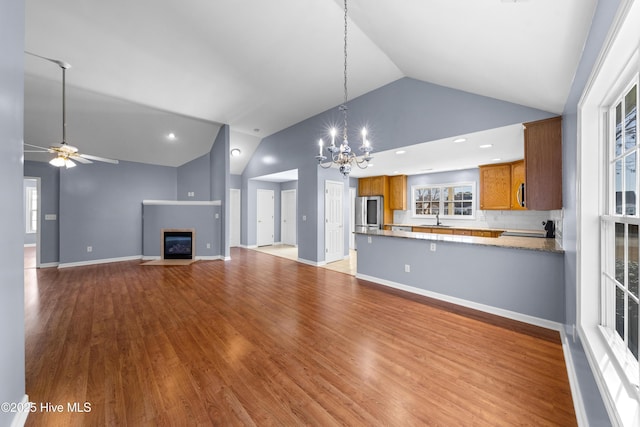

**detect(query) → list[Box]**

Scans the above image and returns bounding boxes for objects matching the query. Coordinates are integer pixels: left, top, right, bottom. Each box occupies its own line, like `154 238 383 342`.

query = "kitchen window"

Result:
412 182 475 218
602 78 639 384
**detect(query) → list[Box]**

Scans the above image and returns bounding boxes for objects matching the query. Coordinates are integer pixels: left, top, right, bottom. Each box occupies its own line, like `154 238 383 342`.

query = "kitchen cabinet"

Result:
479 163 512 210
358 176 387 196
453 229 472 236
412 226 432 233
410 226 503 238
524 116 562 210
389 175 407 210
510 160 526 210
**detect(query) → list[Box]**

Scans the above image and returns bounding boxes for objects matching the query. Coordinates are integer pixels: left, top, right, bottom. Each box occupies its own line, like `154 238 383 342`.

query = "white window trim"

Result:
410 181 476 220
578 1 640 425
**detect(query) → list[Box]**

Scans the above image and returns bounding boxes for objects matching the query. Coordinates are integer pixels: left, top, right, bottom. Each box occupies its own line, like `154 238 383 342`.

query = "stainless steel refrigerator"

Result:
354 196 383 230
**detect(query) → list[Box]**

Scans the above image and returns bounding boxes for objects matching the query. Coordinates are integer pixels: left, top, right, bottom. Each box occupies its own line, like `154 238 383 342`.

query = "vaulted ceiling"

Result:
24 0 597 173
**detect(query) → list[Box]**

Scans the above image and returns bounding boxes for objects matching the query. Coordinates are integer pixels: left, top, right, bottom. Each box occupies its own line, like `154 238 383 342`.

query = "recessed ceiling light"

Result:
230 148 241 157
395 150 406 155
167 132 176 140
479 144 493 148
393 170 400 174
492 158 502 161
453 138 467 143
421 168 433 172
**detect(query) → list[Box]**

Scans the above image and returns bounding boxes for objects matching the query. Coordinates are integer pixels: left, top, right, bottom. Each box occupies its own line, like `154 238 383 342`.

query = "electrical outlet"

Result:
206 243 211 249
215 213 219 219
302 215 307 221
367 236 372 244
404 264 410 273
430 243 436 252
187 191 195 197
87 246 93 253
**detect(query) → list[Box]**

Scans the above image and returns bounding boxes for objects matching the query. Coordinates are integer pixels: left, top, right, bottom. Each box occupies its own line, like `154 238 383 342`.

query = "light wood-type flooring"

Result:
24 247 576 426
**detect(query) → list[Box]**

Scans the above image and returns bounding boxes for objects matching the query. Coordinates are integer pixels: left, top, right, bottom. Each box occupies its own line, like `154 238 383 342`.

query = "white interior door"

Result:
256 189 274 247
281 189 297 246
325 180 344 263
230 188 241 247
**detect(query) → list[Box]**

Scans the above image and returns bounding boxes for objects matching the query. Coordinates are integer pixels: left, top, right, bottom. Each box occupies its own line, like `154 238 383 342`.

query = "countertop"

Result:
355 228 563 253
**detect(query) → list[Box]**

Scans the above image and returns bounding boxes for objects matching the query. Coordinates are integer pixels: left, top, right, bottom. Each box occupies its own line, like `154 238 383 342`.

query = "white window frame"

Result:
411 181 476 220
601 80 639 373
25 186 37 234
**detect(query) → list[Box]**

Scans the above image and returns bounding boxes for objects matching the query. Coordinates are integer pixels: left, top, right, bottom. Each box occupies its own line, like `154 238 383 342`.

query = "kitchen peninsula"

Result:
354 228 564 328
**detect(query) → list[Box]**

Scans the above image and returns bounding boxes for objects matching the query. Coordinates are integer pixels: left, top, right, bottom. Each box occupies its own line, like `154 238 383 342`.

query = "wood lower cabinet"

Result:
389 175 407 210
524 117 562 210
479 163 512 210
410 227 502 238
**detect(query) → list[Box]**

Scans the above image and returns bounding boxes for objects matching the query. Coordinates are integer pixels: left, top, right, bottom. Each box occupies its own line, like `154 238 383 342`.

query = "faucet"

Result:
436 213 441 226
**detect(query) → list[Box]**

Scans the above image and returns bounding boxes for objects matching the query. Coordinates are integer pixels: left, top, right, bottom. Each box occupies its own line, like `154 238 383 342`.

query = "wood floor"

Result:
24 247 576 426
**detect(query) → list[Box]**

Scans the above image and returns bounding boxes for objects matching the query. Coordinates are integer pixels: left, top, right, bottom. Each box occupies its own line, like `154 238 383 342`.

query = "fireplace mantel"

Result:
143 200 221 206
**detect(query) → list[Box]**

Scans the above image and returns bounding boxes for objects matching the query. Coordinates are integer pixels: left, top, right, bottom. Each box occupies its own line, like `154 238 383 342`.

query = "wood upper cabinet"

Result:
524 116 562 210
358 176 387 196
510 160 526 210
389 175 407 210
479 163 512 210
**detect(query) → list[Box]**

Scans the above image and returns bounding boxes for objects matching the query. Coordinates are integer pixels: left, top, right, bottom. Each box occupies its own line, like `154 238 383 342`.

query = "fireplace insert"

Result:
163 231 193 259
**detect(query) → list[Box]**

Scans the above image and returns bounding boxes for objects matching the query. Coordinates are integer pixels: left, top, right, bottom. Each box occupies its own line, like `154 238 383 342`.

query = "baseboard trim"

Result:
9 394 29 427
38 262 59 269
58 255 142 269
559 328 588 427
297 257 325 267
355 273 563 332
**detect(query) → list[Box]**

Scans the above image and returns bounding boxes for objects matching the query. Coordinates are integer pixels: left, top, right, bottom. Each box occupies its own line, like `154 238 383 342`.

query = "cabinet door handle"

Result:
517 183 526 207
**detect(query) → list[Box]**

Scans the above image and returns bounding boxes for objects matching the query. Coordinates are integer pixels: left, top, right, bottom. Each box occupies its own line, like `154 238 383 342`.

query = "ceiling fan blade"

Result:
25 51 71 69
79 153 119 164
24 143 52 151
24 150 51 153
69 154 93 164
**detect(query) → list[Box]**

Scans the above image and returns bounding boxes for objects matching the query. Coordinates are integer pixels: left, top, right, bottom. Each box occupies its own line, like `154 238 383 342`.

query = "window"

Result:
25 186 37 234
412 182 475 218
602 79 639 380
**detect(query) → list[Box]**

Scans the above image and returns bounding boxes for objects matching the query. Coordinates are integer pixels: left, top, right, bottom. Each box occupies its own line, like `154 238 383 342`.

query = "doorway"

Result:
325 180 344 264
281 189 296 246
24 177 40 268
256 189 274 247
230 188 241 247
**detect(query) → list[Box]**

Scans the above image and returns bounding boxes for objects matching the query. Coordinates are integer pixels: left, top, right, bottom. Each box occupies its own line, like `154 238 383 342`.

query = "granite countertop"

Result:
384 223 545 235
356 228 563 253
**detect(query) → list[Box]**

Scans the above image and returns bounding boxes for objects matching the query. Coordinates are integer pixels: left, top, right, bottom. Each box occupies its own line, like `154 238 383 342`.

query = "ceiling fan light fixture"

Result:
65 158 76 168
49 156 66 167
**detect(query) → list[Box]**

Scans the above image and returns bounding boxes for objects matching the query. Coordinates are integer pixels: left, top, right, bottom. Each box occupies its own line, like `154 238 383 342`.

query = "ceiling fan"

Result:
24 52 119 168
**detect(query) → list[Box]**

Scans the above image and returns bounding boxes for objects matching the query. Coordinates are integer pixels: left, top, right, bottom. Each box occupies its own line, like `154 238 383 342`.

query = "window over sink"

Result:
411 182 475 219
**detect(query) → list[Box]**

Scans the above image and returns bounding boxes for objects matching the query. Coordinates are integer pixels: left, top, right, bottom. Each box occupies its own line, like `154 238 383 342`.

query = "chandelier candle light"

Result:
315 0 373 176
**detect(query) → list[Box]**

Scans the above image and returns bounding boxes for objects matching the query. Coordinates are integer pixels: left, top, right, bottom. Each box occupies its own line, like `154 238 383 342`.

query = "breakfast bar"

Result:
354 228 565 326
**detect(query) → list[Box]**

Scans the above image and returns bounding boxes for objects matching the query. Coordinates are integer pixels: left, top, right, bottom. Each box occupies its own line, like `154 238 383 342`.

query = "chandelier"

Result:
315 0 373 177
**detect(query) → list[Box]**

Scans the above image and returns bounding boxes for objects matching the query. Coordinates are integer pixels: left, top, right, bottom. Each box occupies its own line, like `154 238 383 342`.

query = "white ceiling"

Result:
23 0 597 174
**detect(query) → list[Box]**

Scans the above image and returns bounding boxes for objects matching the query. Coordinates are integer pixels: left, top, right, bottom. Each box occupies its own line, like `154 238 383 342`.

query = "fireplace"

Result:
162 229 195 260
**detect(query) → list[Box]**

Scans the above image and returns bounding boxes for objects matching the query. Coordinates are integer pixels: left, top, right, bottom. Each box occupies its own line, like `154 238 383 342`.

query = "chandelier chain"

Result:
342 0 348 142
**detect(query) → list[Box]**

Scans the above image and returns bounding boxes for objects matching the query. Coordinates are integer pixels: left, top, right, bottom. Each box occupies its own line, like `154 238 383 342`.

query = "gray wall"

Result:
177 153 210 201
142 204 221 257
230 173 242 189
0 0 26 425
58 160 176 264
23 179 37 245
242 77 555 262
24 161 60 265
356 234 565 322
210 125 230 258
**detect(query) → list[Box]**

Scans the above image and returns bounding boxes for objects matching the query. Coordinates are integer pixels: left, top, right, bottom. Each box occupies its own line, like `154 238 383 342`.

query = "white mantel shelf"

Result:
142 200 222 206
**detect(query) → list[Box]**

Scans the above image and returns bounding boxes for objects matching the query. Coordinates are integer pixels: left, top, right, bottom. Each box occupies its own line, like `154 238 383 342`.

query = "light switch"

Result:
44 214 57 221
